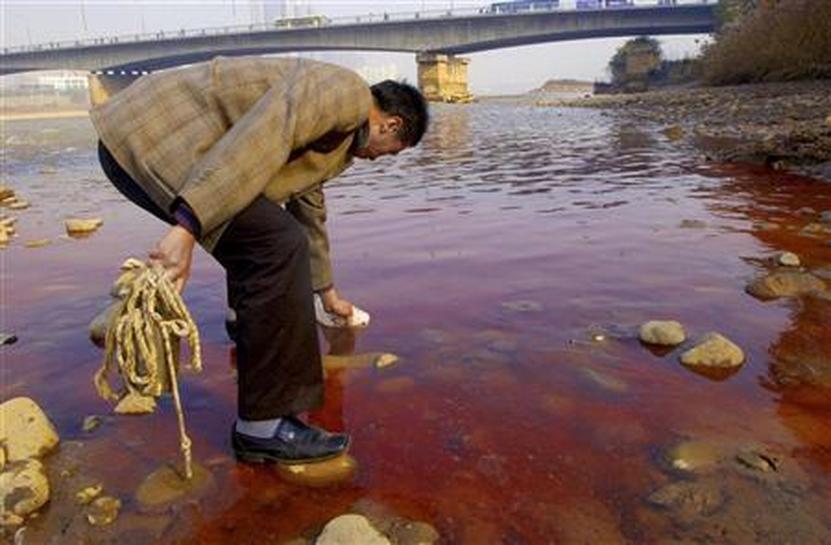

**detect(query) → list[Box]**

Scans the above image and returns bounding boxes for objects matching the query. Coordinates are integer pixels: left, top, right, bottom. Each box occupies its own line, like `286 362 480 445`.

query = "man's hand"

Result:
149 225 196 293
319 286 354 319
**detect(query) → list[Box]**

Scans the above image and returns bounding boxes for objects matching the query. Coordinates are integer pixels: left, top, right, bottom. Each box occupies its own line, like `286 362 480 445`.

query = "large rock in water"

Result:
0 459 50 517
0 397 59 461
316 514 391 545
746 271 826 300
680 333 745 368
639 320 686 346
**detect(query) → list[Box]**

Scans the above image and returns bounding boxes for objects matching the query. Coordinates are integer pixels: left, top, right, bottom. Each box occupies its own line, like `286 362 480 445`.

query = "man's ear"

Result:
382 115 403 136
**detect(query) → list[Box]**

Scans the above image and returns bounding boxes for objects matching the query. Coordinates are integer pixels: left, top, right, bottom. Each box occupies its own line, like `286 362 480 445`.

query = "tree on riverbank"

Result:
608 37 662 93
702 0 831 84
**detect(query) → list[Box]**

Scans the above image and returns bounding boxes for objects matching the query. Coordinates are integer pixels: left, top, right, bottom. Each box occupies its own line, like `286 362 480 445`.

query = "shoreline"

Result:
535 79 831 182
1 110 90 122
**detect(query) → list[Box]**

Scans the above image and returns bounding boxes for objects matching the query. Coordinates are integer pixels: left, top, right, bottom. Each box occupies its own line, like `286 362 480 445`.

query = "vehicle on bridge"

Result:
273 15 331 29
487 0 561 15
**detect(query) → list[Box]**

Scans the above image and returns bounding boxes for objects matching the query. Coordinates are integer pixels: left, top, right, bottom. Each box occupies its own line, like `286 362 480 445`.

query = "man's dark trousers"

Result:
98 142 324 420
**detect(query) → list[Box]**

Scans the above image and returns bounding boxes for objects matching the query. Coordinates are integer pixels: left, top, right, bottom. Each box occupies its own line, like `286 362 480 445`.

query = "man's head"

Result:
353 80 429 160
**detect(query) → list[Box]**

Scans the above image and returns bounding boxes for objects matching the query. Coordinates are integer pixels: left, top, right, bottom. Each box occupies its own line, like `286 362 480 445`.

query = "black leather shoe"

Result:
232 416 350 465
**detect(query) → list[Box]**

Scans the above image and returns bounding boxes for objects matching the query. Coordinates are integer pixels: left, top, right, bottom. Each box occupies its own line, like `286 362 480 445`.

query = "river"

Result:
2 104 830 544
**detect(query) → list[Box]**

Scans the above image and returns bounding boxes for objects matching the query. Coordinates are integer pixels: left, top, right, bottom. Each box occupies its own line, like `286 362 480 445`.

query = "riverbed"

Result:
2 104 830 544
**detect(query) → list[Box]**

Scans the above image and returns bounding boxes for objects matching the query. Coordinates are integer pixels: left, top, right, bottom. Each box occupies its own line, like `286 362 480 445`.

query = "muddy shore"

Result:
534 80 831 181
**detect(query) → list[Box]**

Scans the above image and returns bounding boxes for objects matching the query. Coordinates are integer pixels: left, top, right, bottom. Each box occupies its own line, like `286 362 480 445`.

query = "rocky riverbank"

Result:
538 80 831 181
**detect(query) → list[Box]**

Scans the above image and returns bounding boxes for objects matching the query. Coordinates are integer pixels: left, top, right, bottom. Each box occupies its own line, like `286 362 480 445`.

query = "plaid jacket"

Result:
90 56 372 290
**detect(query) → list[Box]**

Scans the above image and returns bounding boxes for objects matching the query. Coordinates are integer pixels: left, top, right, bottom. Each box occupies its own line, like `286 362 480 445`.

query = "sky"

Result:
0 0 708 94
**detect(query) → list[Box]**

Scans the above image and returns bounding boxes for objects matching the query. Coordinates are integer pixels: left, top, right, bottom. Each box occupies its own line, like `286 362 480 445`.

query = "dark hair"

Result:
370 80 429 147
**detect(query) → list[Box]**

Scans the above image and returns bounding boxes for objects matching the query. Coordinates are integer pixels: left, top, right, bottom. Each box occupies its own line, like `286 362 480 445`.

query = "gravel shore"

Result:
539 80 831 181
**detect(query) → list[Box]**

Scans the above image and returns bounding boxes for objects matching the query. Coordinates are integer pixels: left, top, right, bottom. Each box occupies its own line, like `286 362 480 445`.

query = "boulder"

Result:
0 459 50 517
639 320 686 346
775 252 801 267
746 271 826 300
316 514 391 545
680 333 744 368
0 397 60 461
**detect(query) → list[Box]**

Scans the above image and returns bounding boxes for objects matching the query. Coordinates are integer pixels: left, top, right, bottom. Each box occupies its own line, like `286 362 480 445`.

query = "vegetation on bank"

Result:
701 0 831 84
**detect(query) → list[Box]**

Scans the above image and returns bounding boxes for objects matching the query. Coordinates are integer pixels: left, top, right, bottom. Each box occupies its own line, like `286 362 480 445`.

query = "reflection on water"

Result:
2 105 831 544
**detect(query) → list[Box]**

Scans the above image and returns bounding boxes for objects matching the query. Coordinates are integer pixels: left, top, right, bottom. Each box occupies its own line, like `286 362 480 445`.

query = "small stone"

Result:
276 454 357 488
0 333 17 345
679 219 707 229
639 320 686 346
680 333 744 368
0 459 50 517
826 114 831 129
776 251 801 267
24 239 50 249
648 481 723 518
0 512 24 528
666 440 722 473
0 185 14 201
135 463 213 508
746 271 826 300
662 125 684 141
374 353 399 369
7 200 30 211
800 222 831 237
316 514 391 545
114 392 156 415
76 484 103 505
0 397 60 462
65 217 103 237
735 448 779 473
0 229 9 246
820 211 831 224
82 415 103 433
85 496 121 526
388 521 440 545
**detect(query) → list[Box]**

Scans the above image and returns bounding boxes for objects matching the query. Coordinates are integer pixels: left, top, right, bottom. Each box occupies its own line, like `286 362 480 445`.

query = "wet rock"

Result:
374 353 399 369
820 210 831 224
85 495 121 526
0 459 50 517
648 480 724 520
316 514 391 545
500 300 543 313
7 200 30 211
24 238 50 248
0 185 13 201
680 333 744 369
0 512 24 528
775 251 801 267
746 271 826 300
666 440 723 473
0 229 9 246
799 222 831 237
64 217 103 237
679 219 707 229
81 415 102 433
639 320 686 346
135 463 214 508
0 397 60 462
662 125 684 141
276 454 357 488
75 483 103 505
735 447 780 474
88 301 120 348
0 333 17 345
113 392 156 415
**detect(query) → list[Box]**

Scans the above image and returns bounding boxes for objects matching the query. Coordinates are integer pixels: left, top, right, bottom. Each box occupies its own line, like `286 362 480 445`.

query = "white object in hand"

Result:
314 293 370 328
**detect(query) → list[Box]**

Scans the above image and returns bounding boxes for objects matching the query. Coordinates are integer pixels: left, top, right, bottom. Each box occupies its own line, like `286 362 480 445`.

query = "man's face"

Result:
353 114 408 161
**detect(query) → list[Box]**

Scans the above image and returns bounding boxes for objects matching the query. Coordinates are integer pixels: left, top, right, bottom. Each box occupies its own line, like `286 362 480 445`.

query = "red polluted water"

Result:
2 106 830 544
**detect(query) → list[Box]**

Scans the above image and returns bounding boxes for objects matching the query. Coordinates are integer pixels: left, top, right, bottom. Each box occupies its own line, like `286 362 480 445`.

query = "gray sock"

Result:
236 417 283 438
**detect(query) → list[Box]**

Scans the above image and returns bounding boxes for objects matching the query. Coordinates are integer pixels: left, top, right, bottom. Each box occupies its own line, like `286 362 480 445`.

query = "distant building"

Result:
36 71 88 91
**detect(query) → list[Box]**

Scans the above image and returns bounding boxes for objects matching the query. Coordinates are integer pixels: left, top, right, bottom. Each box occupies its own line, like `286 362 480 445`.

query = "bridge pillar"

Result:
416 53 473 104
87 73 142 107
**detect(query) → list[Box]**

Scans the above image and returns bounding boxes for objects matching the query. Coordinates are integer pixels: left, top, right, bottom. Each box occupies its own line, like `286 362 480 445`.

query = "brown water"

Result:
2 105 830 544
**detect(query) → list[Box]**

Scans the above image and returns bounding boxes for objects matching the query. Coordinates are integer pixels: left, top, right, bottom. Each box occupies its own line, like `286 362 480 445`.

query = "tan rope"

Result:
94 258 202 479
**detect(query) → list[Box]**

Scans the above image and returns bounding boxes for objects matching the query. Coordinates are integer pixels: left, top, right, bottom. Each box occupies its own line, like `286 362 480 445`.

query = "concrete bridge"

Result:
0 2 717 102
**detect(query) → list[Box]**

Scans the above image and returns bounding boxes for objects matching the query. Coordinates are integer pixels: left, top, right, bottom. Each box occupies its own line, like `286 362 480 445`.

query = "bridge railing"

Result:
1 0 715 56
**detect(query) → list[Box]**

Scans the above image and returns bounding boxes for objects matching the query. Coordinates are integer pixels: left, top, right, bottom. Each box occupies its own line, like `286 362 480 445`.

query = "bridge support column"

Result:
87 73 142 107
416 53 473 104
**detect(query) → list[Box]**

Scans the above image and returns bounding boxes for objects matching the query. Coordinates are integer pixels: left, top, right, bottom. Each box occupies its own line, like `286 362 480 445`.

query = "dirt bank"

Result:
541 80 831 181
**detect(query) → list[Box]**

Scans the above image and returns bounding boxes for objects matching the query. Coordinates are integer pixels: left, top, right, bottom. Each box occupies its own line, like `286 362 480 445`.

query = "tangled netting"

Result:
94 258 202 479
